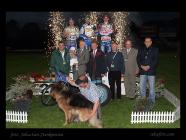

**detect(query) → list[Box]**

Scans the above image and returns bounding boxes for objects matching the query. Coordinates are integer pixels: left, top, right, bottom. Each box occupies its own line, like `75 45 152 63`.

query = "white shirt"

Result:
60 50 65 60
93 49 97 57
127 48 131 54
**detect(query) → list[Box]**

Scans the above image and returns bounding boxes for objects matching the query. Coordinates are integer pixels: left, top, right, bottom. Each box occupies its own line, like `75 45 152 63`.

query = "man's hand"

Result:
146 65 150 71
101 74 105 77
121 74 124 81
141 65 146 71
51 72 55 75
135 69 139 75
141 65 150 71
67 76 74 84
83 112 93 121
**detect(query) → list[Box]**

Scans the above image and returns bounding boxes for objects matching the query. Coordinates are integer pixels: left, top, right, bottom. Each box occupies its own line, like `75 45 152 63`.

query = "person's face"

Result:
111 43 117 51
91 43 98 50
144 38 152 47
79 82 88 88
125 40 132 49
85 19 90 24
69 20 74 26
58 43 65 51
103 16 109 23
79 41 85 49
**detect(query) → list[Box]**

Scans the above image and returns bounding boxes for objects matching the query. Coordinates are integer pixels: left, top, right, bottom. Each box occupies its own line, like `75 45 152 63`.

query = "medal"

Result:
63 61 66 65
111 62 115 68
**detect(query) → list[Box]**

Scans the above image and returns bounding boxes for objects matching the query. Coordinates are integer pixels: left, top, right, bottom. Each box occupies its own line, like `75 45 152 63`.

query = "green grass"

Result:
6 51 180 128
156 52 180 98
6 96 179 128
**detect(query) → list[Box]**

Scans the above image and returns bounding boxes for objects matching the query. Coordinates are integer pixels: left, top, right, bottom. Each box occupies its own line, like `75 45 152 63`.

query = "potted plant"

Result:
6 75 38 112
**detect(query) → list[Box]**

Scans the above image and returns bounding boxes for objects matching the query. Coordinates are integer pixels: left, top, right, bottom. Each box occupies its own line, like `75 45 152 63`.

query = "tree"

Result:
21 22 41 49
6 20 21 49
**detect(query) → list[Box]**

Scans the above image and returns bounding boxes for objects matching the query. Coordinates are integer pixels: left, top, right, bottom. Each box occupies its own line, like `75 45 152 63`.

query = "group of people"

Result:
49 14 159 121
63 14 114 53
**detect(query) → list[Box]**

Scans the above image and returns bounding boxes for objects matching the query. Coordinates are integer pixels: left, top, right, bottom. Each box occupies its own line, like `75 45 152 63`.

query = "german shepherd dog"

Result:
50 82 103 128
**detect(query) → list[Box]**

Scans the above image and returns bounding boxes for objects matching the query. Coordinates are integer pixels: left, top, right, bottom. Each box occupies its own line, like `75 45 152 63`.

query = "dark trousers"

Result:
108 71 121 99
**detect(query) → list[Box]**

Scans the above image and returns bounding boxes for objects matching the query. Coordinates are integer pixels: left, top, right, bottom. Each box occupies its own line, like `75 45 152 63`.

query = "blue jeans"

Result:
140 75 155 103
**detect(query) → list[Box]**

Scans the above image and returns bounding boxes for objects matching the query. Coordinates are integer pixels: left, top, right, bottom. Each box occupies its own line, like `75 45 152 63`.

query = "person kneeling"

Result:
67 74 103 120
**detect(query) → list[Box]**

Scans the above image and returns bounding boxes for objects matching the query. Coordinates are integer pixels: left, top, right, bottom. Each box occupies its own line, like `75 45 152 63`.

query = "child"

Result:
69 47 78 80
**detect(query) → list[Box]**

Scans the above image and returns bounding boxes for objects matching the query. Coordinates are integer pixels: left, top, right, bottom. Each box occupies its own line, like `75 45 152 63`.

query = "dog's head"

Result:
50 82 71 99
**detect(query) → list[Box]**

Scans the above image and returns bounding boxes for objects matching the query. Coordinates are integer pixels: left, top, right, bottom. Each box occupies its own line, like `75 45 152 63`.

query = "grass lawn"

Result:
6 51 180 128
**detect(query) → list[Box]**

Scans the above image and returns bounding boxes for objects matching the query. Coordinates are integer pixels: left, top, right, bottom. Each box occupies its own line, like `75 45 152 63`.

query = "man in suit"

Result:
50 41 70 75
87 40 107 83
122 39 139 99
137 37 159 103
77 40 90 76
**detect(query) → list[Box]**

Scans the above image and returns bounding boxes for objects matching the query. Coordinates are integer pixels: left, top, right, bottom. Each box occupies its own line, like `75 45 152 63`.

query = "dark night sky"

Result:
6 12 180 29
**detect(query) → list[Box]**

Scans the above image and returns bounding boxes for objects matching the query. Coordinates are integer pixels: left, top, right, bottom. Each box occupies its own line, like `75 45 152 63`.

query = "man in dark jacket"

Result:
50 41 70 76
106 41 125 100
137 37 159 103
87 40 107 84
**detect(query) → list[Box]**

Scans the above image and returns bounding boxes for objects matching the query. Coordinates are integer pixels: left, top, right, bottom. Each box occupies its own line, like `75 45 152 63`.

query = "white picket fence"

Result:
131 111 175 124
6 110 28 123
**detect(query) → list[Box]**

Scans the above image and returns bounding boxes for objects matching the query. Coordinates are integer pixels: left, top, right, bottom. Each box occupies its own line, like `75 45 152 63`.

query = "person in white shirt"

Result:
69 46 78 80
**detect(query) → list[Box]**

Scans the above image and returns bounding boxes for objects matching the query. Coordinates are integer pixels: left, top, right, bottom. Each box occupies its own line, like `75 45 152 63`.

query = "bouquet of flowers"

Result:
133 97 155 112
155 78 165 98
30 72 46 82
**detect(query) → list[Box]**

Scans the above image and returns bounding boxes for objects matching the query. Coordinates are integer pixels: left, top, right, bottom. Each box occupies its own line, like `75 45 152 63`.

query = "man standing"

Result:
87 40 107 84
98 15 114 54
80 17 97 50
50 41 70 76
137 37 159 103
106 41 125 100
122 39 139 99
77 40 90 76
63 18 79 50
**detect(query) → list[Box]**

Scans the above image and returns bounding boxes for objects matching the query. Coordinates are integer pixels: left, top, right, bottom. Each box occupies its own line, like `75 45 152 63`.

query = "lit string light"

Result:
88 12 98 26
112 12 130 51
46 12 65 58
85 12 99 40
